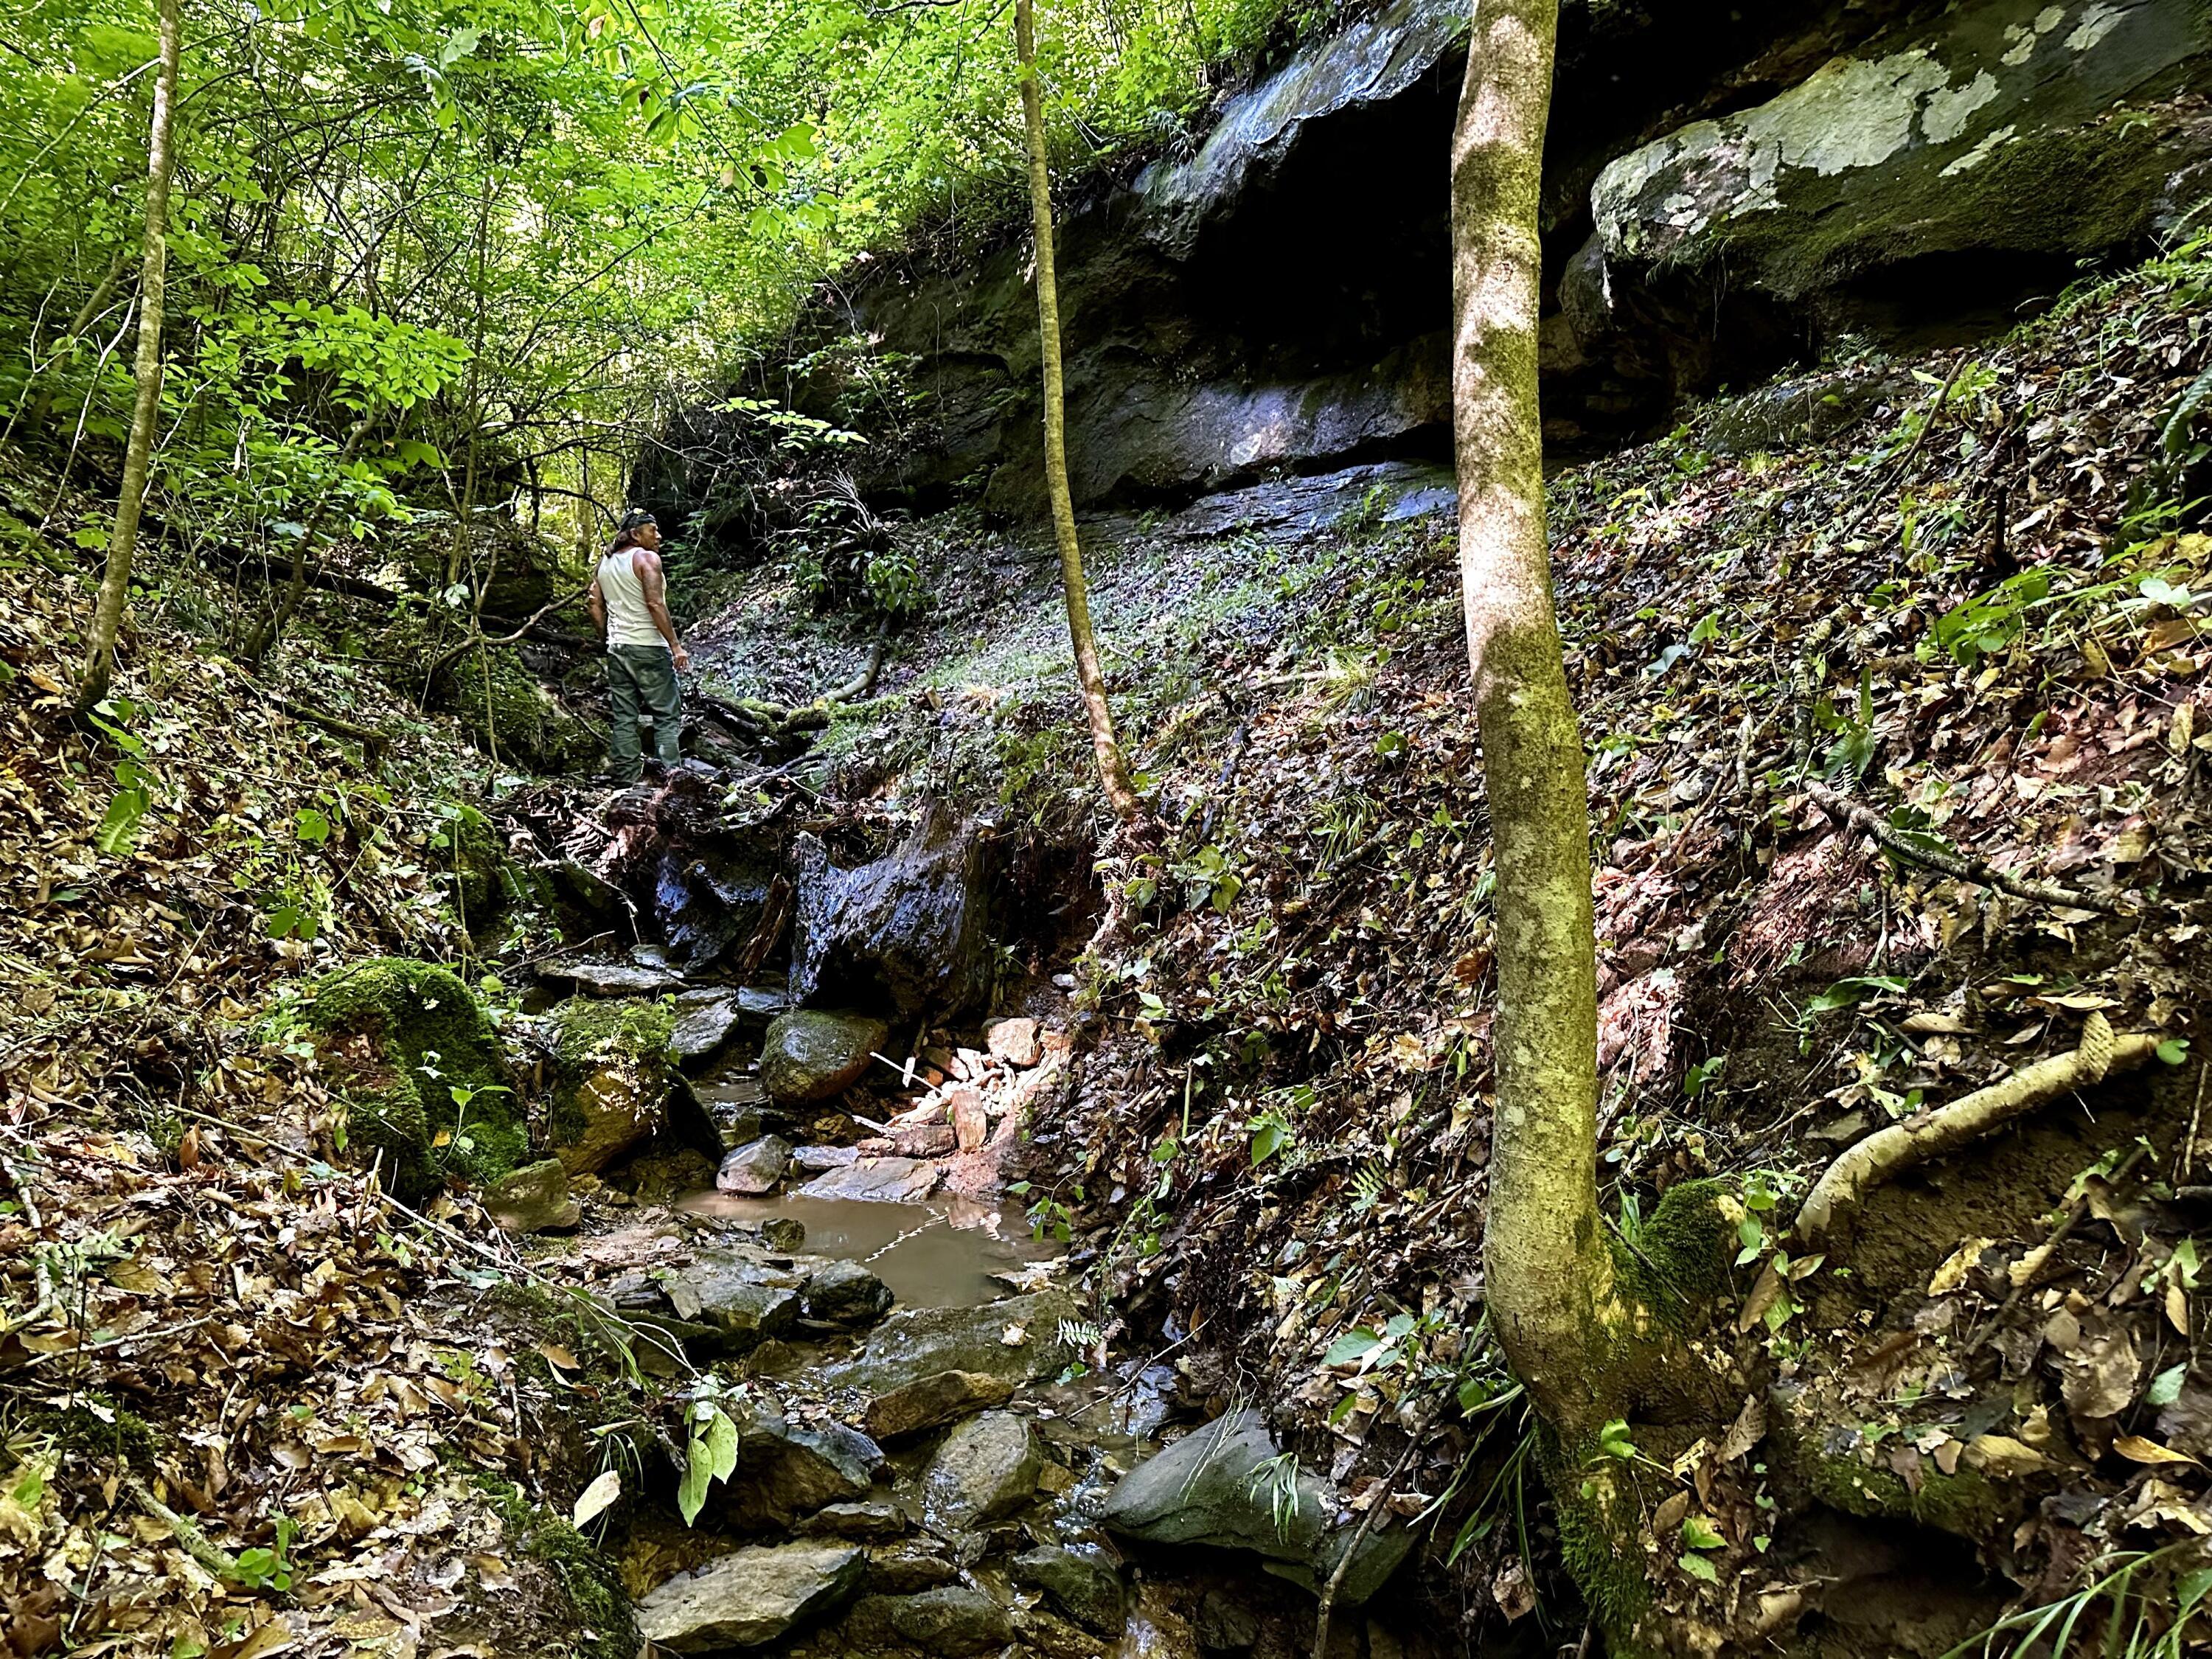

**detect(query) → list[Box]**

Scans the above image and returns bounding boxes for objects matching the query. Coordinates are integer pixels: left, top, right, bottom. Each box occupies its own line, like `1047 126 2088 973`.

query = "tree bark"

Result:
75 0 182 713
1450 0 1615 1436
1015 0 1143 822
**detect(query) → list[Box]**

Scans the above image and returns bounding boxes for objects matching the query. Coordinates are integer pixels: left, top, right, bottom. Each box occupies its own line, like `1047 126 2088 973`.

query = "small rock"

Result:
987 1018 1043 1068
760 1010 889 1106
669 992 746 1061
796 1500 908 1541
718 1135 794 1195
798 1156 941 1204
862 1369 1018 1442
557 1067 660 1176
1011 1545 1124 1635
793 1144 861 1171
635 1542 864 1651
761 1216 807 1251
805 1259 895 1327
864 1542 960 1594
546 953 688 997
664 1251 804 1354
827 1291 1079 1395
880 1122 957 1158
949 1088 990 1153
923 1410 1042 1532
483 1158 580 1234
845 1587 1014 1657
1194 1592 1259 1653
956 1046 990 1080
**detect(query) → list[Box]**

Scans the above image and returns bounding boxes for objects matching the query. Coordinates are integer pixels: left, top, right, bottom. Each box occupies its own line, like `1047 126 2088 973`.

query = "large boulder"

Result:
636 1543 865 1652
921 1410 1042 1532
680 1401 885 1532
1098 1409 1408 1605
546 998 675 1175
791 806 992 1024
302 959 522 1201
1587 0 2212 330
760 1009 889 1106
825 1292 1080 1397
577 769 787 969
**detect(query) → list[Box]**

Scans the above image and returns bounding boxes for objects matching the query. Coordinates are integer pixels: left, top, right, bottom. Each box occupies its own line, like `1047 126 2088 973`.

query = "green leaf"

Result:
1679 1551 1719 1583
295 807 332 844
1323 1329 1380 1367
95 785 151 855
1596 1419 1637 1461
1680 1514 1725 1551
701 1406 740 1482
677 1435 712 1526
2146 1363 2186 1407
2157 1038 2190 1065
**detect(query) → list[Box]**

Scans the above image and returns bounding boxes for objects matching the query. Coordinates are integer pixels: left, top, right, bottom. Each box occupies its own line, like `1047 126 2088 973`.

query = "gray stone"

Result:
1097 1410 1405 1606
636 1542 865 1651
796 1499 908 1541
864 1542 961 1595
797 1155 941 1204
761 1216 807 1251
923 1410 1043 1532
793 1143 861 1171
826 1291 1080 1396
543 951 688 997
862 1369 1018 1442
718 1135 794 1195
805 1258 896 1327
760 1009 889 1106
844 1587 1015 1657
663 1251 804 1354
482 1158 580 1234
700 1404 885 1532
671 993 746 1061
1011 1545 1124 1635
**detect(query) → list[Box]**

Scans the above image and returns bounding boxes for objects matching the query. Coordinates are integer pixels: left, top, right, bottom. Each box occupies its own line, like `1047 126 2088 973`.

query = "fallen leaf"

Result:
2113 1434 2199 1467
571 1469 622 1528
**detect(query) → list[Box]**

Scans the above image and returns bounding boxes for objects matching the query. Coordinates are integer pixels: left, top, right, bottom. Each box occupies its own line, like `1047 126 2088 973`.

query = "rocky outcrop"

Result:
546 998 675 1177
760 1009 889 1105
571 768 785 970
791 808 992 1023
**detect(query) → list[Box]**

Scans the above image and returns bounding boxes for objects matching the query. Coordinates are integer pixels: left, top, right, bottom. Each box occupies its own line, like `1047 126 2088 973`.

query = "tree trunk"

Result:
1450 10 1736 1646
1015 0 1143 822
1450 0 1613 1437
75 0 182 712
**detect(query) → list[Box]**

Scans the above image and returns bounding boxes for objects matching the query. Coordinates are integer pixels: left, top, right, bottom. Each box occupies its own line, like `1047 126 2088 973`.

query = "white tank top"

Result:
597 549 664 650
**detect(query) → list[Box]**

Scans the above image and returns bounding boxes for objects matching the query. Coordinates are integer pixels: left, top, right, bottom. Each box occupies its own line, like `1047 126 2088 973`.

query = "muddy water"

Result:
677 1189 1058 1308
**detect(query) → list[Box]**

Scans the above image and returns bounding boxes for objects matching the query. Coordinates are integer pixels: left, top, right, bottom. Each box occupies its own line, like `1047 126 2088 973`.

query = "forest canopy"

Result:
0 0 1343 568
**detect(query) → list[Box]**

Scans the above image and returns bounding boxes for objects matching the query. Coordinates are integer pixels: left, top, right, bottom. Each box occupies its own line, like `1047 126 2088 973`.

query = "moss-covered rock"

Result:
521 1514 639 1659
548 997 675 1175
448 645 599 776
305 959 522 1200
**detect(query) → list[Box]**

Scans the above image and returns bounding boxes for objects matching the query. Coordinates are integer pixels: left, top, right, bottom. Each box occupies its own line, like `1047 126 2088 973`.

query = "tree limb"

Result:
1804 778 2120 915
1796 1013 2163 1242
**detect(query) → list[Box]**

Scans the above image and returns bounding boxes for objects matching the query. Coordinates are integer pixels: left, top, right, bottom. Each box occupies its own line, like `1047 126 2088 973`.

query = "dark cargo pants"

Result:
605 644 681 782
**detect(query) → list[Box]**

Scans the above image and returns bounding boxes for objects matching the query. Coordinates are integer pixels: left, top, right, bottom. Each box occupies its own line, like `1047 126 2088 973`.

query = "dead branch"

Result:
1804 778 2120 915
1796 1012 2163 1242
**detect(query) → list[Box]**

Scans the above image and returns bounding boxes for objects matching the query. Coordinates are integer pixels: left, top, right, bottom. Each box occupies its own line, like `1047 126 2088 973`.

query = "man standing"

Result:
587 509 690 784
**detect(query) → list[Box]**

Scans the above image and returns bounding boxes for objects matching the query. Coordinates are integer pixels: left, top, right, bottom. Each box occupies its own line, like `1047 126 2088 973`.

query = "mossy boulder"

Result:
549 997 675 1175
305 959 522 1201
441 643 597 775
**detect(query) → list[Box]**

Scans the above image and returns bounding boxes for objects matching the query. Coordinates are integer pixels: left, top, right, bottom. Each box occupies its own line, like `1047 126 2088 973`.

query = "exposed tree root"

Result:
1804 778 2120 915
1796 1012 2163 1242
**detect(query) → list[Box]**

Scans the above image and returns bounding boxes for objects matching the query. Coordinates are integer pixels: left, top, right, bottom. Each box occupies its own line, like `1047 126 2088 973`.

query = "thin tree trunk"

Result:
1015 0 1142 822
240 408 378 664
1450 0 1613 1437
75 0 182 713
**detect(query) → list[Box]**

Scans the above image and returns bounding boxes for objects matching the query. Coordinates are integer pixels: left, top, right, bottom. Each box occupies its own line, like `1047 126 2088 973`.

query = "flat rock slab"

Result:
793 1144 860 1171
826 1290 1079 1397
636 1542 865 1651
797 1156 940 1205
863 1369 1017 1442
543 951 689 997
664 1251 804 1353
718 1135 794 1195
923 1410 1042 1532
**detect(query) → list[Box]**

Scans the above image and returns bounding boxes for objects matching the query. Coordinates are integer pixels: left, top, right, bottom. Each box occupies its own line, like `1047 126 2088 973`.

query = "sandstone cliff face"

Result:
648 0 2211 538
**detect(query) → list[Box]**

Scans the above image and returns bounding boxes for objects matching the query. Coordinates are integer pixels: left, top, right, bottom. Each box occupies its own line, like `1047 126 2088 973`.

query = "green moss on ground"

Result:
523 1514 639 1659
305 959 524 1200
451 645 599 775
1804 1445 2010 1541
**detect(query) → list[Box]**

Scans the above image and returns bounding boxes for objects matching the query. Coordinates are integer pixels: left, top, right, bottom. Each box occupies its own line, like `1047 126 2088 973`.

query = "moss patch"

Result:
546 998 675 1169
306 959 523 1200
522 1514 638 1659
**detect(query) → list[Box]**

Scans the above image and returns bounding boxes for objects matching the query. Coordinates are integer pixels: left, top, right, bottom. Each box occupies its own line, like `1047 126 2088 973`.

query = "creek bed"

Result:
676 1189 1057 1309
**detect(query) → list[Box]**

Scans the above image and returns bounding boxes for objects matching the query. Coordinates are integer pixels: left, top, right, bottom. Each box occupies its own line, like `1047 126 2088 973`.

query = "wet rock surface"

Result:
760 1009 889 1105
862 1368 1017 1441
717 1134 795 1194
1011 1545 1126 1635
844 1585 1015 1655
797 1155 939 1203
791 807 992 1023
921 1409 1043 1531
825 1290 1080 1395
803 1257 895 1326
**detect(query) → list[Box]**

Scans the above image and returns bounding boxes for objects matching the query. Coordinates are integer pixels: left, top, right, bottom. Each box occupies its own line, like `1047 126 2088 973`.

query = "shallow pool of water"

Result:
676 1190 1058 1309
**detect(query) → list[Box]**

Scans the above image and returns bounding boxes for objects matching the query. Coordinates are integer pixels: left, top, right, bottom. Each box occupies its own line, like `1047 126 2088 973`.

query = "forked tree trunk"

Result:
1014 0 1143 821
77 0 183 713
